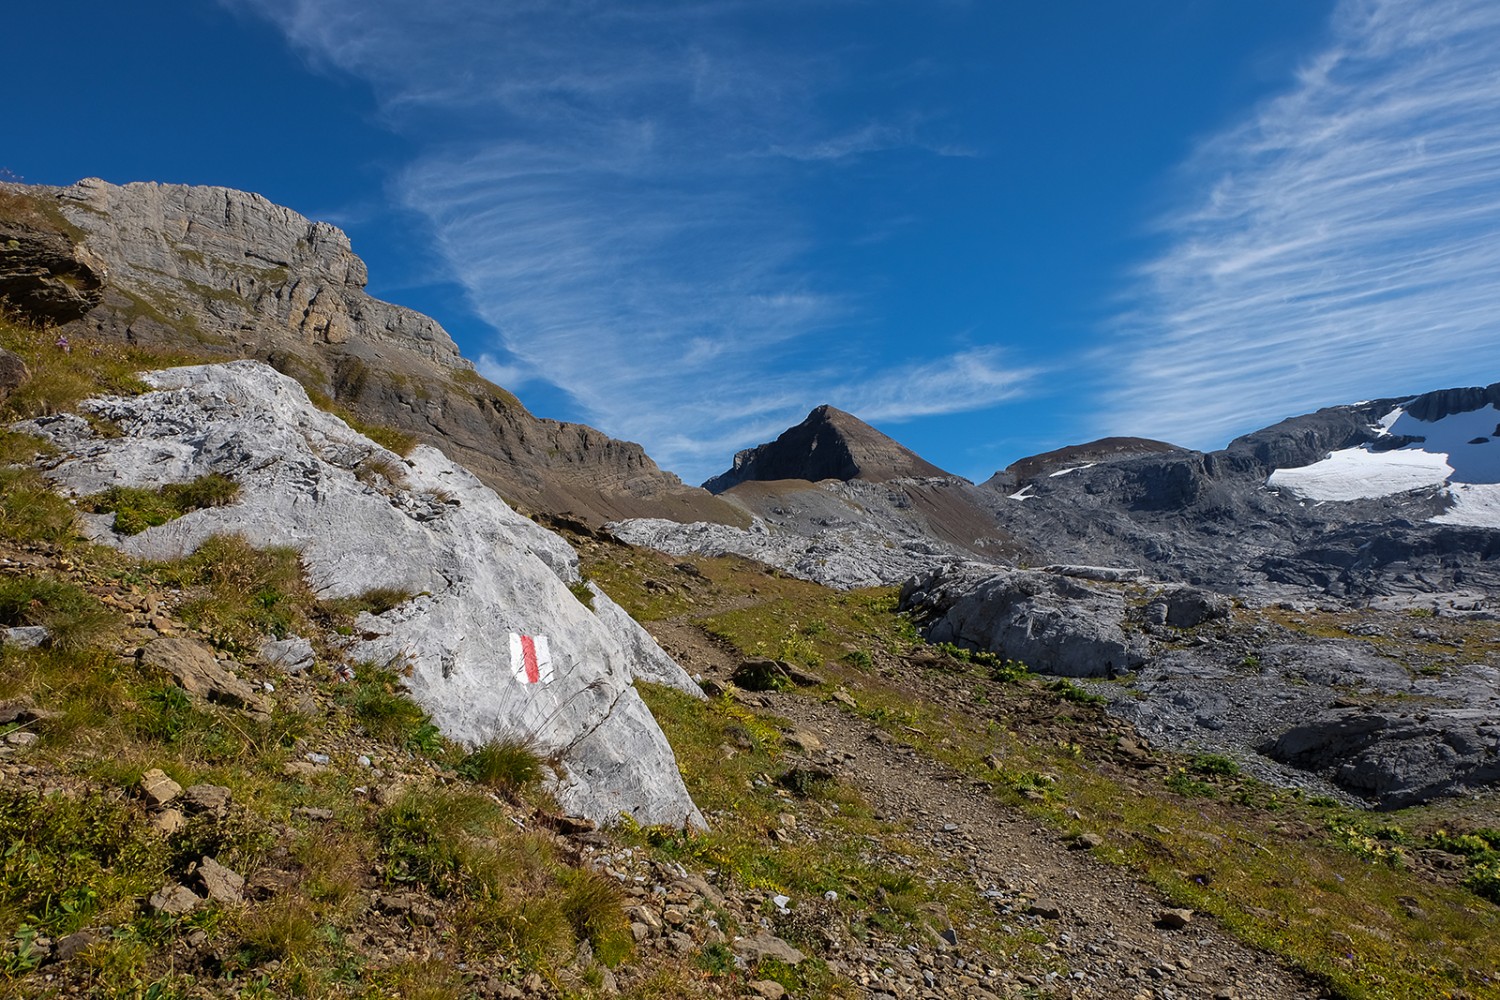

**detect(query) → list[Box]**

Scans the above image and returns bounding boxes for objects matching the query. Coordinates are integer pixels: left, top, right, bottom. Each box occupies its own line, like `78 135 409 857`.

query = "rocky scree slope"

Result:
0 178 743 528
20 359 705 827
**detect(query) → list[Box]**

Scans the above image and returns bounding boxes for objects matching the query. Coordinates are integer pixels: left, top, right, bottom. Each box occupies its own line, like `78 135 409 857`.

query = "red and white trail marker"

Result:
509 634 554 685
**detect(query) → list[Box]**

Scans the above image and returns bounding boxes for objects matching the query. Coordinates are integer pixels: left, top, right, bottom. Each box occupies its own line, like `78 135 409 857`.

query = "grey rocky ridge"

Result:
20 359 705 828
613 404 1025 588
1 178 744 528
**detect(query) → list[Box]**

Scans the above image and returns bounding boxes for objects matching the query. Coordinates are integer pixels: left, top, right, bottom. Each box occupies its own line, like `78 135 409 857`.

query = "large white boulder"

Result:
24 360 704 828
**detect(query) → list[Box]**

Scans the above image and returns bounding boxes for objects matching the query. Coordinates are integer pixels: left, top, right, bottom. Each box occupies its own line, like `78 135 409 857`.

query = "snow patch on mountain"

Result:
1267 447 1453 501
1266 402 1500 526
1434 483 1500 527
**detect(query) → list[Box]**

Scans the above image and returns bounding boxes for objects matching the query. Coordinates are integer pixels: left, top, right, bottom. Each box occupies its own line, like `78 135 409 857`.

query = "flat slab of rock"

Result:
259 636 315 674
195 856 244 905
732 931 805 966
0 695 60 726
149 884 203 916
181 784 232 815
375 892 438 926
140 638 270 716
2 626 49 649
138 768 183 808
29 361 703 829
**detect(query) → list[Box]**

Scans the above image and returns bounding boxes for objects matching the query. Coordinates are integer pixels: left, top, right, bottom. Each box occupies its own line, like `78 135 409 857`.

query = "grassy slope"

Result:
3 314 1500 999
581 538 1500 1000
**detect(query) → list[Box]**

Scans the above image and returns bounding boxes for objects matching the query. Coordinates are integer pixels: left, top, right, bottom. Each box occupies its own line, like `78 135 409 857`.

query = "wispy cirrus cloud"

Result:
223 0 1027 481
1105 0 1500 448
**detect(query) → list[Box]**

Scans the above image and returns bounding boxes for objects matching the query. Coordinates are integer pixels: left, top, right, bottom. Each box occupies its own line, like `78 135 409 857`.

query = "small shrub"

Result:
135 685 198 743
557 867 632 966
777 765 835 799
1190 753 1240 777
1165 770 1216 798
163 534 311 651
988 658 1029 683
352 422 417 457
87 485 177 535
167 809 274 875
354 454 408 490
696 941 735 975
1047 678 1106 705
1466 857 1500 904
236 896 318 963
842 649 873 670
1328 822 1406 868
319 586 414 629
342 666 439 751
1431 829 1498 857
0 789 170 936
374 790 508 899
365 959 466 1000
458 739 544 795
0 430 55 465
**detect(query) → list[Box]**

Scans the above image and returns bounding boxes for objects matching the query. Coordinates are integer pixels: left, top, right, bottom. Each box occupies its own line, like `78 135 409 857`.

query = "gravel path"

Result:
651 617 1330 1000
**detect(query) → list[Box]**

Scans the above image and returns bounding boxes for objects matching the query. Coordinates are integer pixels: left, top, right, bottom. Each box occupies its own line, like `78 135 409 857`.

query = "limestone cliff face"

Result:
58 179 462 364
0 179 743 528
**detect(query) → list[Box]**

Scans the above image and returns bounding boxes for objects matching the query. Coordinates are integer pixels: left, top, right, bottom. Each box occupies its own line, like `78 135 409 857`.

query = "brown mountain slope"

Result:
703 404 949 492
0 178 745 527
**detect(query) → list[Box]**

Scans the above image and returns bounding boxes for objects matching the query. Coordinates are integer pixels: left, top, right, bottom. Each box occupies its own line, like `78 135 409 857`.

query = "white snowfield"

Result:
1267 403 1500 527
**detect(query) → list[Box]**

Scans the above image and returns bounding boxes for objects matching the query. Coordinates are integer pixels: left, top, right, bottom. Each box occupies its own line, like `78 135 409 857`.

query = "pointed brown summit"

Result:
703 404 951 493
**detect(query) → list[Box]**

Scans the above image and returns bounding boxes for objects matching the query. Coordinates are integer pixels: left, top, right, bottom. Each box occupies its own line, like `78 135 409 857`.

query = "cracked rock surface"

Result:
24 360 704 828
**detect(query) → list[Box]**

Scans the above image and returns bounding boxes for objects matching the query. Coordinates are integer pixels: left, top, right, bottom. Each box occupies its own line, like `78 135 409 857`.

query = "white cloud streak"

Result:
224 0 1029 482
1106 0 1500 449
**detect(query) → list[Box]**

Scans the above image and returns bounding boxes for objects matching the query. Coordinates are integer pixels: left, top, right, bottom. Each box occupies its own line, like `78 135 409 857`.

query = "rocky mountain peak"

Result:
703 404 950 493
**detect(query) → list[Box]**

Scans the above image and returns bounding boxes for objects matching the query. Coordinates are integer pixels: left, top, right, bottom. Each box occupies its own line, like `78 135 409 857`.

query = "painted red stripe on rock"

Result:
520 634 540 684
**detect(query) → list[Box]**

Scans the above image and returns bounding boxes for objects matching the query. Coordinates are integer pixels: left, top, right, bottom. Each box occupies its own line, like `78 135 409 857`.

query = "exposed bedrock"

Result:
20 360 705 828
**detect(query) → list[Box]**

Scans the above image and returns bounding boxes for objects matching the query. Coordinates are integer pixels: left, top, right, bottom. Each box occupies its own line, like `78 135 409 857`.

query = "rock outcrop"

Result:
613 475 1026 590
900 565 1149 678
0 196 105 326
23 360 704 828
1109 640 1500 808
0 179 743 529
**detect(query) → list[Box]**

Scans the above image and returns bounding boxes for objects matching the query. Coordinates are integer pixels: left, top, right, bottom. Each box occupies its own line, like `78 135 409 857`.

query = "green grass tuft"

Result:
457 739 545 795
0 573 120 651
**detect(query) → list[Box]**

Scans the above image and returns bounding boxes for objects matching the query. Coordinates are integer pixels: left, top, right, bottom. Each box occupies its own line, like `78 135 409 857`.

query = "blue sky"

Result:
7 0 1499 485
